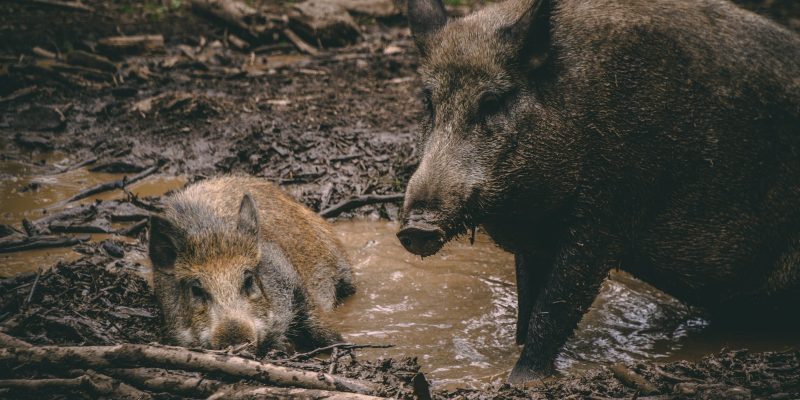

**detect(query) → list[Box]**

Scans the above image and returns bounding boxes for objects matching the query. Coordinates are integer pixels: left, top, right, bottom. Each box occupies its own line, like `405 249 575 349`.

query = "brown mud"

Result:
1 0 799 398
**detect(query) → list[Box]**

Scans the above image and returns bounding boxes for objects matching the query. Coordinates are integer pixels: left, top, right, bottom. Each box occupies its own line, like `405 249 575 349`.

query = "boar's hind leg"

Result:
515 253 552 345
509 238 611 383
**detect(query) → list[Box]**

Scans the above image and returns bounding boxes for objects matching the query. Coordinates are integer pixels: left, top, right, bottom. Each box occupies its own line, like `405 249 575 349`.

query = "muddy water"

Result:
333 220 800 388
2 160 798 388
0 154 185 276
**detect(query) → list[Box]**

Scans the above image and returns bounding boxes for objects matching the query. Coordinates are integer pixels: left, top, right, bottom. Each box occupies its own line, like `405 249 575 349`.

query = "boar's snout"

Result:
398 207 446 256
210 318 255 349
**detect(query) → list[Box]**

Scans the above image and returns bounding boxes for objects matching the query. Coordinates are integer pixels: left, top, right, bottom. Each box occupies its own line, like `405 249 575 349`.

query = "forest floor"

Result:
0 0 798 398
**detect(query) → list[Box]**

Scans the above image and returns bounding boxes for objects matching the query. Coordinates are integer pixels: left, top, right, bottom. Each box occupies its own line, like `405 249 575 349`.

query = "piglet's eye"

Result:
190 281 208 302
242 272 257 297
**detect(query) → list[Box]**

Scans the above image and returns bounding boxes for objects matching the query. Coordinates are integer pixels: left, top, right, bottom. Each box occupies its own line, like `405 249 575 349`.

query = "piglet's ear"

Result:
149 215 186 273
407 0 447 56
502 0 551 70
237 193 260 237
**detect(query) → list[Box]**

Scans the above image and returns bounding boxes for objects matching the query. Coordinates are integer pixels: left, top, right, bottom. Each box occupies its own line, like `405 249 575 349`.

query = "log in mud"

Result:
0 0 799 398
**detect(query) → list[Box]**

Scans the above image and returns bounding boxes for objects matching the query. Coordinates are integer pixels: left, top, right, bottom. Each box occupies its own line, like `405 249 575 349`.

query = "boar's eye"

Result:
190 280 209 302
242 271 258 297
421 88 434 116
477 92 502 117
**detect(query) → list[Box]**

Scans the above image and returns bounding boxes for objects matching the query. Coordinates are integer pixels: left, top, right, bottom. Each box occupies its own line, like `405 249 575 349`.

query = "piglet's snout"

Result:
210 318 255 349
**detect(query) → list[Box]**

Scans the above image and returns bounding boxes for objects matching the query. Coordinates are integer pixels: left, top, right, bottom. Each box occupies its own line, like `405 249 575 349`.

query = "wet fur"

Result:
403 0 800 382
150 176 354 352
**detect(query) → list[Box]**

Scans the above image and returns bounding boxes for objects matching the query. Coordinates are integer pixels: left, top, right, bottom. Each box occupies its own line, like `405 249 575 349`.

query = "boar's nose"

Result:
397 222 446 257
211 319 254 349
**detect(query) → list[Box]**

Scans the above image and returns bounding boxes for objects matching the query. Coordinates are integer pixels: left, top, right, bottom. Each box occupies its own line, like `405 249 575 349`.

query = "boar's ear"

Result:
502 0 551 70
149 215 186 273
407 0 447 55
237 193 260 237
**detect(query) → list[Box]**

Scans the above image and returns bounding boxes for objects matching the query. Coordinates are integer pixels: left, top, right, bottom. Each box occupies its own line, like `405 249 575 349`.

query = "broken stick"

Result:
0 235 88 253
66 162 161 203
319 193 404 218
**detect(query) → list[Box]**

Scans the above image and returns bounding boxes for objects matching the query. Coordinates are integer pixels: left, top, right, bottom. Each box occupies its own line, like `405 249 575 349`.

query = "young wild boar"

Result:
149 176 354 352
397 0 800 383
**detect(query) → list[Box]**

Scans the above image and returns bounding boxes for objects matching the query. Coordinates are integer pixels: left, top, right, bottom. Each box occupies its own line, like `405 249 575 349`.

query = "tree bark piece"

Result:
0 342 379 394
97 35 165 56
283 28 320 56
319 194 404 218
288 0 360 47
66 50 117 72
328 0 399 18
190 0 283 40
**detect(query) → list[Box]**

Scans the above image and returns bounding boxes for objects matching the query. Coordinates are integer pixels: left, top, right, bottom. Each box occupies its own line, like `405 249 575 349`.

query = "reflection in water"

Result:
333 220 800 388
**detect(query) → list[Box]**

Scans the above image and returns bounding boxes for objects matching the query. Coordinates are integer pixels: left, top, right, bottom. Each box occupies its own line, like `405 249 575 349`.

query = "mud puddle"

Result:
0 155 185 276
2 161 798 389
333 220 800 388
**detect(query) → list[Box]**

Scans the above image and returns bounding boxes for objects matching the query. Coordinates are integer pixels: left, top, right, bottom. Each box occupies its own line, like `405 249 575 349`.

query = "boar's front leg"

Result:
514 252 552 345
509 236 611 383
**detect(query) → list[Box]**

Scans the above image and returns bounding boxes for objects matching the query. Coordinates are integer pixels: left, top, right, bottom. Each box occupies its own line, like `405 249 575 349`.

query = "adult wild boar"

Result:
396 0 800 383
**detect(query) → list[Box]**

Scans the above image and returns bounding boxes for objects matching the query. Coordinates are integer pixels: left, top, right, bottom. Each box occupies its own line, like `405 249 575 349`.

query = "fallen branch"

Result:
97 35 165 56
66 50 117 72
0 333 32 348
208 386 388 400
28 0 93 12
283 28 320 56
66 162 161 203
0 370 151 399
0 235 88 253
0 342 378 394
610 363 659 395
0 86 38 104
105 368 225 398
319 193 404 218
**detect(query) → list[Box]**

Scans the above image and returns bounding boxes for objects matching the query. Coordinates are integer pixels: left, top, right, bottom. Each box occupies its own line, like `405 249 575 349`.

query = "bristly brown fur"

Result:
150 176 354 353
401 0 800 383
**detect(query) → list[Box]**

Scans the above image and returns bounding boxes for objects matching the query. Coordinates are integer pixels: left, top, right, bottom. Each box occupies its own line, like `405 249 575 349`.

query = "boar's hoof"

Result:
507 360 553 385
397 224 446 257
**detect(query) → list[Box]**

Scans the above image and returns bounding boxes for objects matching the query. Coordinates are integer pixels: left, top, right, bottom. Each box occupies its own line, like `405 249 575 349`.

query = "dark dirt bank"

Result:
1 0 799 398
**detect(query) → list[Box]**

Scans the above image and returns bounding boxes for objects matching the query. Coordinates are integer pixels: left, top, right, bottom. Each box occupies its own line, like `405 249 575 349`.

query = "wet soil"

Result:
1 0 799 398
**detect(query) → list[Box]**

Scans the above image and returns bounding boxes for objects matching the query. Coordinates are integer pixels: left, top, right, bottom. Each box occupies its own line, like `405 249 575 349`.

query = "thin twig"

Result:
23 269 42 306
66 162 162 203
0 235 88 253
319 194 404 218
285 343 394 361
